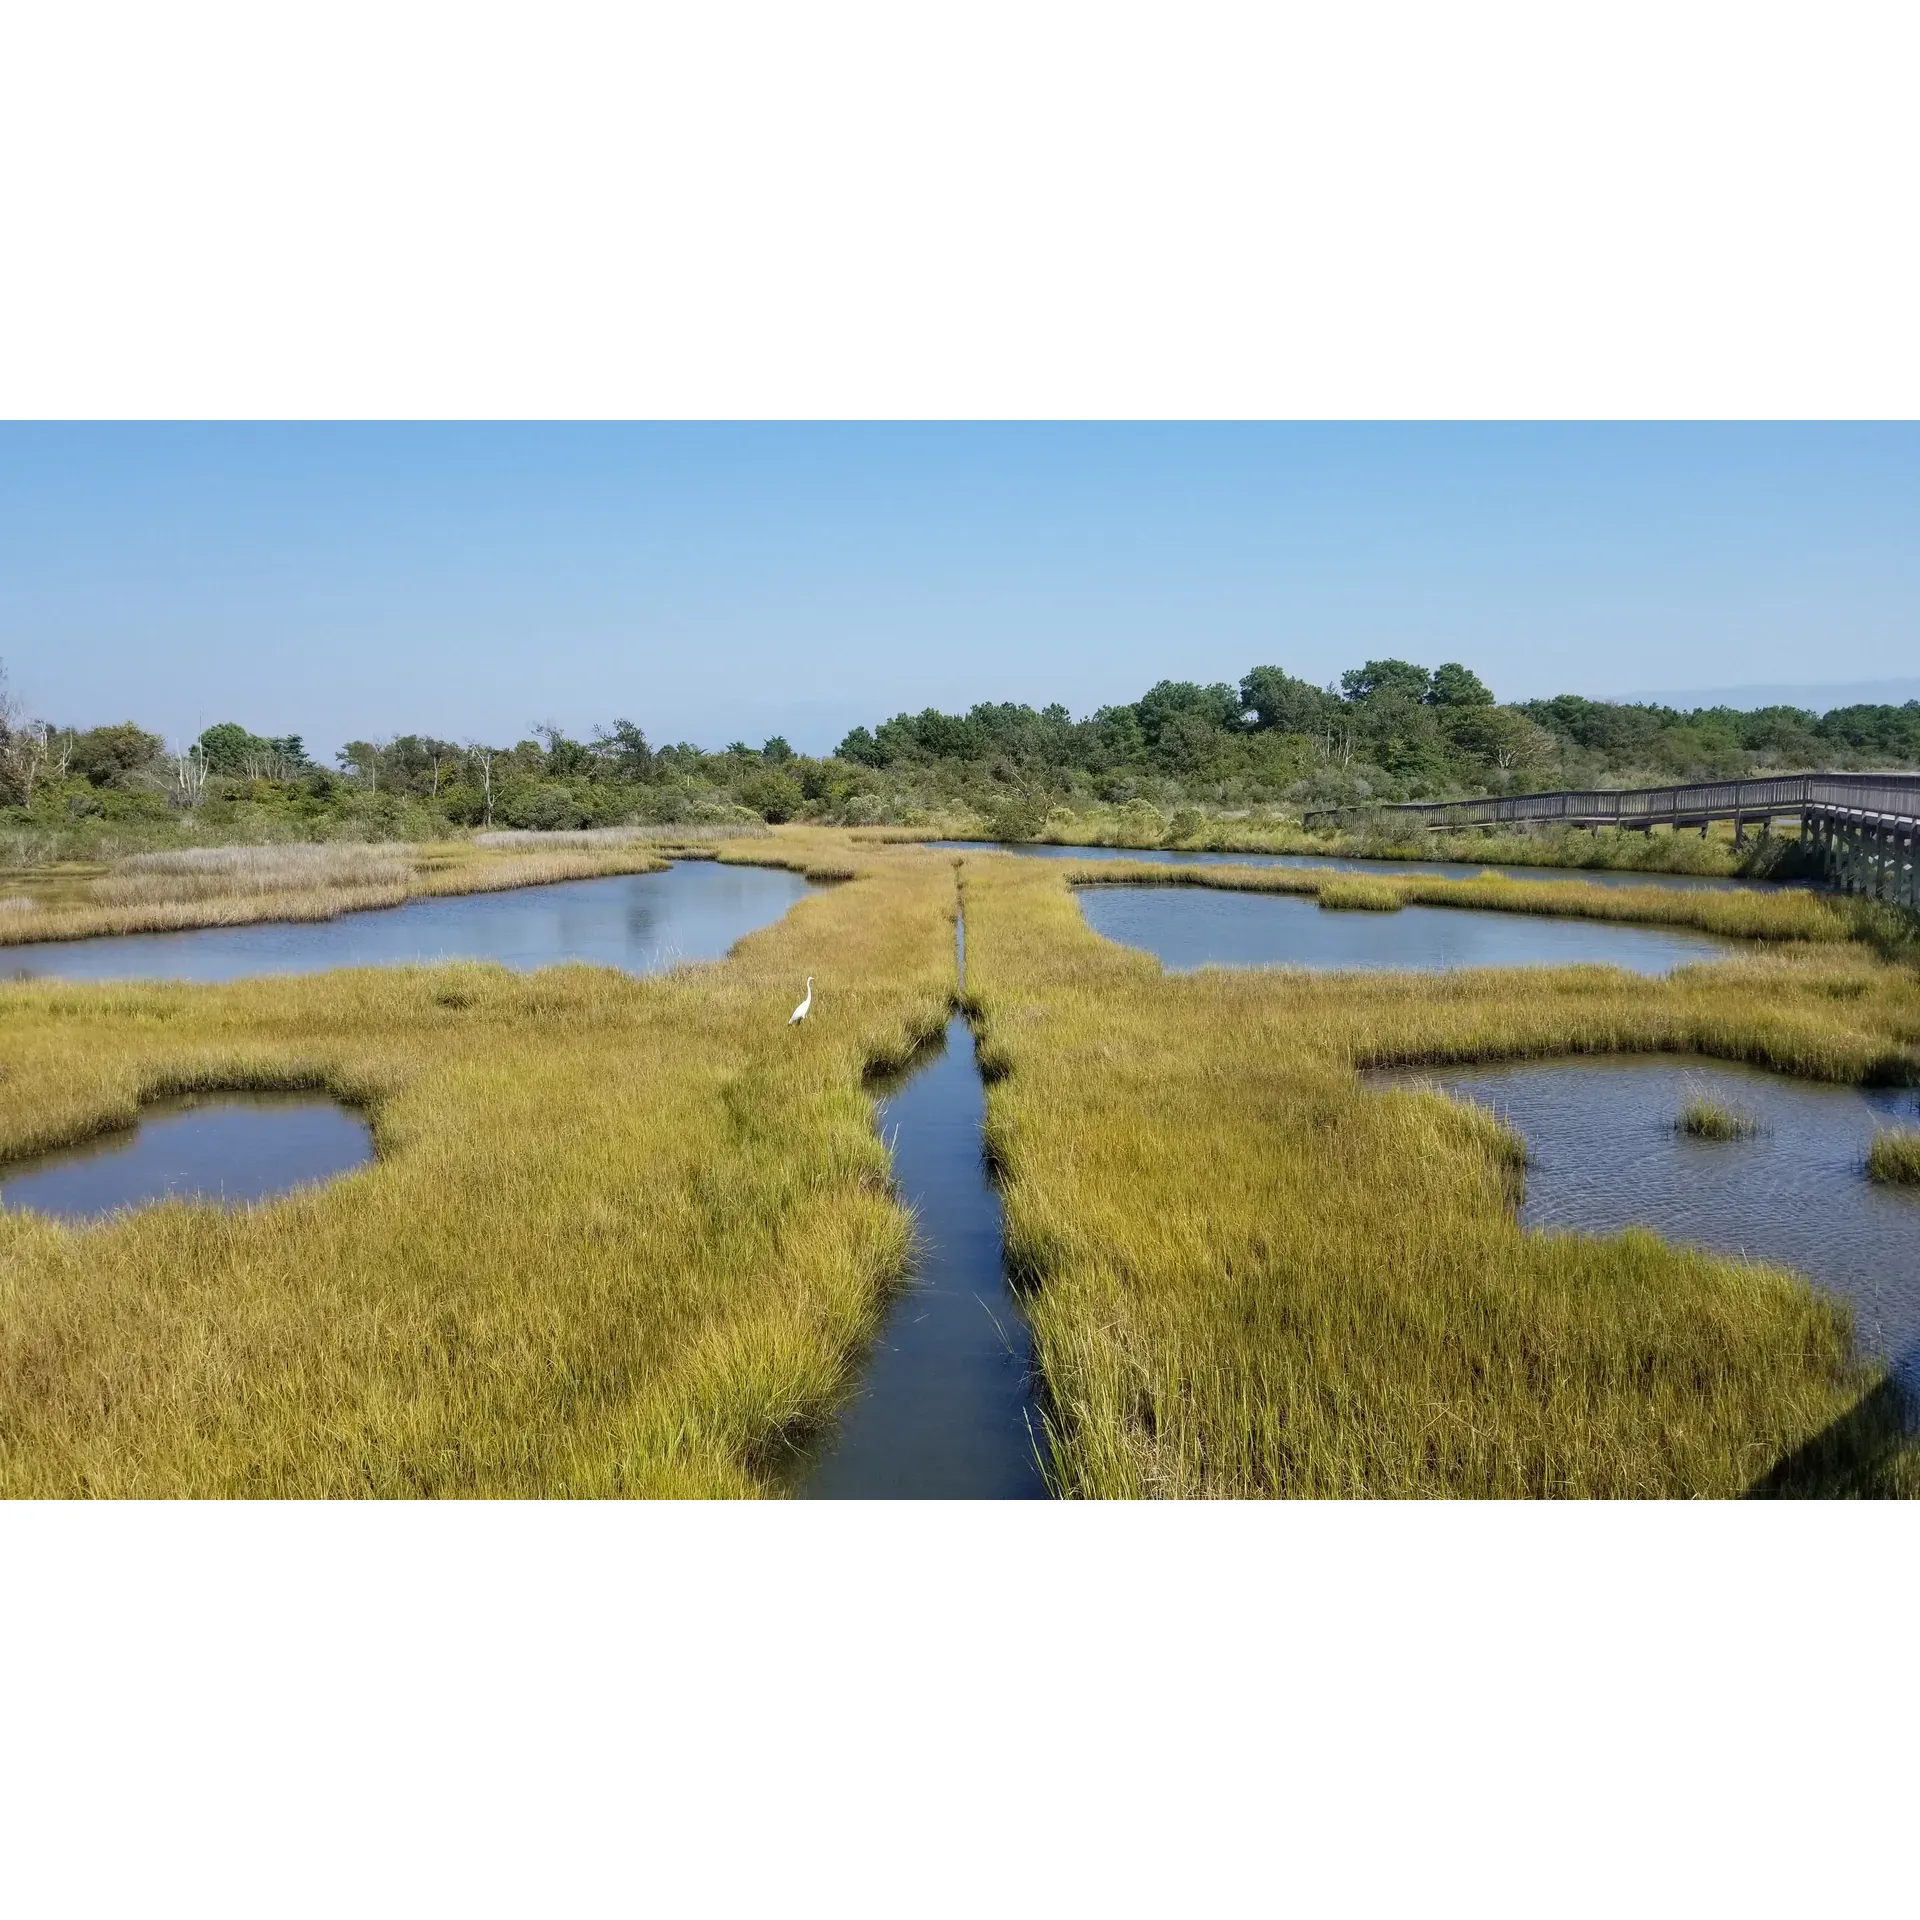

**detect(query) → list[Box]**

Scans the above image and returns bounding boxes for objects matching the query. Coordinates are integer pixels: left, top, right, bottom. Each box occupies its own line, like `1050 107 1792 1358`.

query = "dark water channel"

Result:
0 1093 373 1223
801 1006 1047 1499
1076 885 1732 976
0 861 816 984
933 841 1792 892
1370 1058 1920 1388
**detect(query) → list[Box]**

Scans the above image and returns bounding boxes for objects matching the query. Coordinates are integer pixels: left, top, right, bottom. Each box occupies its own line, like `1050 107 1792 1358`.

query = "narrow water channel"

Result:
801 929 1048 1498
0 1092 373 1223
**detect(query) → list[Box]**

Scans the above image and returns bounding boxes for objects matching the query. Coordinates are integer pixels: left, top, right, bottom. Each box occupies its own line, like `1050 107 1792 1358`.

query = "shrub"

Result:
501 782 590 832
737 770 805 824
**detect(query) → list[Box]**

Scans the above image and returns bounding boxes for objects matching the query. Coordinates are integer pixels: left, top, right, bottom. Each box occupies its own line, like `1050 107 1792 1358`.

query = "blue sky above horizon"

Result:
3 423 1915 758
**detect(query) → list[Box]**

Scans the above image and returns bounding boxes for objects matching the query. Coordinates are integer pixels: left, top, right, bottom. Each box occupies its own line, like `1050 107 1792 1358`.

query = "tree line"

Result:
5 655 1917 840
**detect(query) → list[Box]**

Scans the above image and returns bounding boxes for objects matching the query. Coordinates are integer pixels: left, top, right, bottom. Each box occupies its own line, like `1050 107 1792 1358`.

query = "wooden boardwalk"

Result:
1305 773 1920 908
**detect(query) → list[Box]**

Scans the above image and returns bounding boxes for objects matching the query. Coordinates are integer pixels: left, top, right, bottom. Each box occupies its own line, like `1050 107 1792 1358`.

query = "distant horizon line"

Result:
1609 675 1920 715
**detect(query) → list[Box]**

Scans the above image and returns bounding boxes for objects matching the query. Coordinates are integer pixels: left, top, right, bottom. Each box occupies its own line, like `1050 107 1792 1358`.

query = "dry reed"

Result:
0 839 710 949
473 821 769 850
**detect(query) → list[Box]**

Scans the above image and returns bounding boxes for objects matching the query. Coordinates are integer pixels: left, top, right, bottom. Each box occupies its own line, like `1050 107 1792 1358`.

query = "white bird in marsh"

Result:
788 977 814 1025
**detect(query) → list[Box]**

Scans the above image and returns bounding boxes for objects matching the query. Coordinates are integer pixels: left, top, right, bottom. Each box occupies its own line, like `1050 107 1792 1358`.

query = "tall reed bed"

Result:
0 837 958 1495
96 842 414 904
962 853 1920 1497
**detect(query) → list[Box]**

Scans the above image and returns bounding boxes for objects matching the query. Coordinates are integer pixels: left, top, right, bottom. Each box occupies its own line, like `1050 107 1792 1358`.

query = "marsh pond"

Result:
0 861 817 984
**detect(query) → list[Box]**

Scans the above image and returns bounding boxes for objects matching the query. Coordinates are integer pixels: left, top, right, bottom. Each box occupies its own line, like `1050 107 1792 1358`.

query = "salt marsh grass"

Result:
1013 811 1779 879
1676 1095 1759 1140
0 833 957 1495
1316 877 1404 911
4 824 1911 1499
1072 858 1854 945
1867 1130 1920 1187
0 838 692 949
99 842 413 903
473 821 769 850
962 852 1920 1497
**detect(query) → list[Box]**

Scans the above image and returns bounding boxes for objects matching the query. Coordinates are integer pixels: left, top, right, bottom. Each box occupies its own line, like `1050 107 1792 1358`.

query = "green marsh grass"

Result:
0 833 957 1495
1316 877 1404 912
961 852 1920 1498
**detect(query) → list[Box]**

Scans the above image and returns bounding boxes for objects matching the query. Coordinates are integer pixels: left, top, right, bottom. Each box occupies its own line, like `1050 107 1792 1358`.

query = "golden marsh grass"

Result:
0 834 957 1495
1068 859 1855 945
1676 1095 1760 1141
1 823 1913 1498
961 852 1920 1497
1316 877 1405 911
1866 1129 1920 1187
0 839 681 949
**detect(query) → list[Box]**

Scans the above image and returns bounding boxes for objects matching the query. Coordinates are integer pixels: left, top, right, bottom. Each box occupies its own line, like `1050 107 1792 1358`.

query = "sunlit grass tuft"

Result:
1676 1095 1759 1140
1866 1129 1920 1187
1316 877 1404 912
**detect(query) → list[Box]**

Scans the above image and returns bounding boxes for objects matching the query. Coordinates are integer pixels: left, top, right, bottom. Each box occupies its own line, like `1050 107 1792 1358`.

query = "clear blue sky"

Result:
4 424 1915 759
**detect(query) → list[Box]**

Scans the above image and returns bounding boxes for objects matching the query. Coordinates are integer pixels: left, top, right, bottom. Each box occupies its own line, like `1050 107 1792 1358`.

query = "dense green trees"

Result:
2 653 1916 845
831 664 1920 821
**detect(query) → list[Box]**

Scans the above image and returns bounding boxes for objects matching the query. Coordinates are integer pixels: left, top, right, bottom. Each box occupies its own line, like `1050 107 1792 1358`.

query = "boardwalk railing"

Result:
1303 772 1920 908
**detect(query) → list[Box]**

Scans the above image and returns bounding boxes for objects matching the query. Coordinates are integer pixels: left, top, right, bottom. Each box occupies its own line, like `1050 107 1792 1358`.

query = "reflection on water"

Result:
0 861 816 984
1076 885 1732 977
0 1093 374 1223
1370 1057 1920 1386
801 1014 1047 1499
933 841 1792 892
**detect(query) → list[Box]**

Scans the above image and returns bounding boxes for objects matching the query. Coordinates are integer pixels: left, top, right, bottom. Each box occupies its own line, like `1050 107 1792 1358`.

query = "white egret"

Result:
788 977 814 1025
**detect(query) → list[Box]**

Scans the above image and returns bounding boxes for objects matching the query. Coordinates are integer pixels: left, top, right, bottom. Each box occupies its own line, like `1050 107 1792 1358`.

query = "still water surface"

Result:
801 1013 1047 1499
1076 885 1732 976
1 1093 374 1223
0 861 816 984
1370 1058 1920 1386
934 841 1788 891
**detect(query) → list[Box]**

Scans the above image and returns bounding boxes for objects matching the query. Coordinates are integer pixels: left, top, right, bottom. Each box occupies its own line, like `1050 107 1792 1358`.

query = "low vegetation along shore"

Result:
0 825 1915 1497
977 813 1806 881
0 836 950 1495
1066 858 1857 945
0 827 770 950
960 852 1920 1498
